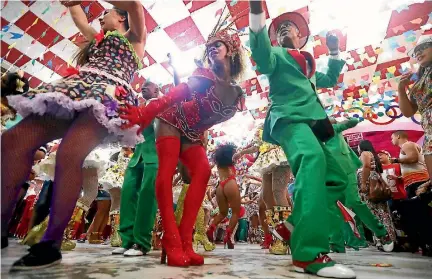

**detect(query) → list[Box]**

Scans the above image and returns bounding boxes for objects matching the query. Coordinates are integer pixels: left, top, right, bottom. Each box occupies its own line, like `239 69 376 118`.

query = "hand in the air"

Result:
398 72 413 89
60 1 82 7
119 104 148 135
326 32 339 54
232 152 241 162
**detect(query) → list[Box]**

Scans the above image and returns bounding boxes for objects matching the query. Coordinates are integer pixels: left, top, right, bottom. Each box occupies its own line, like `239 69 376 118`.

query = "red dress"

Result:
158 68 240 143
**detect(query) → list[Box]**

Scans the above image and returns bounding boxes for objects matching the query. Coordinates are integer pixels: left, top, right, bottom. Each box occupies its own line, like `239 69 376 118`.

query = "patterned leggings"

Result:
261 166 291 207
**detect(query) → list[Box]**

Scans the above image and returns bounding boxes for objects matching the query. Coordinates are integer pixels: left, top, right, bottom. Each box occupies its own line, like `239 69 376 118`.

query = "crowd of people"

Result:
1 0 431 278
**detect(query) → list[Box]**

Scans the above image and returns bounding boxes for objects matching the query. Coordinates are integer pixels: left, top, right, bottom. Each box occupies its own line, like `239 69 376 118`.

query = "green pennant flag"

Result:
41 31 47 38
53 35 60 44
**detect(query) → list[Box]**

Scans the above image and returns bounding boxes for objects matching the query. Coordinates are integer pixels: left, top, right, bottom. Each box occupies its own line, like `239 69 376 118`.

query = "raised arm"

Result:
107 0 146 43
61 2 98 41
248 0 277 75
315 33 345 89
168 53 181 86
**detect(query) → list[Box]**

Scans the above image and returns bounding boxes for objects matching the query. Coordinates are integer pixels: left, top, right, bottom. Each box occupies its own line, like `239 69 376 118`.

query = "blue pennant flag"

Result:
10 32 23 39
1 25 10 32
47 59 53 69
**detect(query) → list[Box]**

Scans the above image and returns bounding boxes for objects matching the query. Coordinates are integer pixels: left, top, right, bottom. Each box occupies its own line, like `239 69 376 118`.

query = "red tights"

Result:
155 136 210 266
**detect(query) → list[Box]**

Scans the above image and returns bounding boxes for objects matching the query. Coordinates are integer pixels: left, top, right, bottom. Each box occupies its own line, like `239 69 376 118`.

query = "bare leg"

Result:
262 173 275 208
224 180 241 232
258 195 269 235
211 186 229 227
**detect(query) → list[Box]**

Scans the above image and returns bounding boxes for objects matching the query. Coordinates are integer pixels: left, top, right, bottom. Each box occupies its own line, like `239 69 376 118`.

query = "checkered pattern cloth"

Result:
1 0 431 140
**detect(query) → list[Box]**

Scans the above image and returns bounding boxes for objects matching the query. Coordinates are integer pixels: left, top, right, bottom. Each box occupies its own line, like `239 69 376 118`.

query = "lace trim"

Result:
100 30 143 70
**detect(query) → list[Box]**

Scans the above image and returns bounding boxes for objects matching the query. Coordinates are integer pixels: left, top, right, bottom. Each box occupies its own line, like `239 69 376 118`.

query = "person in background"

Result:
378 150 407 202
397 32 431 188
390 131 429 198
1 70 29 130
358 140 397 249
327 118 393 253
111 81 160 257
380 150 432 256
207 144 242 249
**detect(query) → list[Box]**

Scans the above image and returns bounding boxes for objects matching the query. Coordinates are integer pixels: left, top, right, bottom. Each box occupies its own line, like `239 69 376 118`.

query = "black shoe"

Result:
1 236 8 249
10 241 62 271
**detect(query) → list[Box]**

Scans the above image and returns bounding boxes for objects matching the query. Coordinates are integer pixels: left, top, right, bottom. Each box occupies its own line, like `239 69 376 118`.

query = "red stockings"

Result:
179 145 211 265
155 136 188 267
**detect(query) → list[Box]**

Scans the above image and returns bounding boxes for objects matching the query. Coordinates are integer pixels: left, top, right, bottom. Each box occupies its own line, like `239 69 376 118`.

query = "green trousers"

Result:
329 172 387 251
272 122 347 262
119 162 158 252
237 219 248 241
343 216 368 249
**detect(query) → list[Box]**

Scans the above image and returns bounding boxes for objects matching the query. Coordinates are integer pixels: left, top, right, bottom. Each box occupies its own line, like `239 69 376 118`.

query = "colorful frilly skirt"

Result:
99 154 130 190
7 70 143 147
249 147 288 175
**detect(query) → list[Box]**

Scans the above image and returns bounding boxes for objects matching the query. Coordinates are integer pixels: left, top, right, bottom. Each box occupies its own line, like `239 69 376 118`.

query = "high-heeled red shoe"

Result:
160 237 190 267
261 233 273 249
182 239 204 266
206 224 216 243
224 228 234 249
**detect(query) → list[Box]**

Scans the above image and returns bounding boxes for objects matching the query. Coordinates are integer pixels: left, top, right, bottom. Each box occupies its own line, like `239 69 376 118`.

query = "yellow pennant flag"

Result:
8 42 16 49
31 18 39 26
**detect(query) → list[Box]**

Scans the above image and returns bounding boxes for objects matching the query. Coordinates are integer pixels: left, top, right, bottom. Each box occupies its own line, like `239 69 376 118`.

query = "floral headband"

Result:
206 30 242 56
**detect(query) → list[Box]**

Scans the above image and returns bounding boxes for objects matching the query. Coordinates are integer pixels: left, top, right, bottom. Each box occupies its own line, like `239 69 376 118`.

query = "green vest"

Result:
325 118 362 174
128 122 158 167
249 27 345 144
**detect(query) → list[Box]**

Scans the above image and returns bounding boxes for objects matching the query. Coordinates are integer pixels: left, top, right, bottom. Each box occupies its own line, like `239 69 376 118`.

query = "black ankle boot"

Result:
10 241 62 271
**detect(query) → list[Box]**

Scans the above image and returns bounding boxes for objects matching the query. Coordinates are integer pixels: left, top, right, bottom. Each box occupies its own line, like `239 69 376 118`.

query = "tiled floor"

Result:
1 240 432 279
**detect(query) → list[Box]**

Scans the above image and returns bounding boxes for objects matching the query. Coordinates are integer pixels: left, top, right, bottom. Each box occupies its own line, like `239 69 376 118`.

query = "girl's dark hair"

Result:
358 140 383 173
214 143 237 167
74 8 129 67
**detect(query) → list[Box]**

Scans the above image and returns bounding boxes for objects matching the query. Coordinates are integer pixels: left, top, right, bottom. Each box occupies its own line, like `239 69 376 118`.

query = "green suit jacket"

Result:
128 122 158 167
249 27 345 144
326 118 362 174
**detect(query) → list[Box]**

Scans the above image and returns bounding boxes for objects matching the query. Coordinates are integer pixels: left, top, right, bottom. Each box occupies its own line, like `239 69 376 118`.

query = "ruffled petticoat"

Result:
249 147 288 175
7 72 143 147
